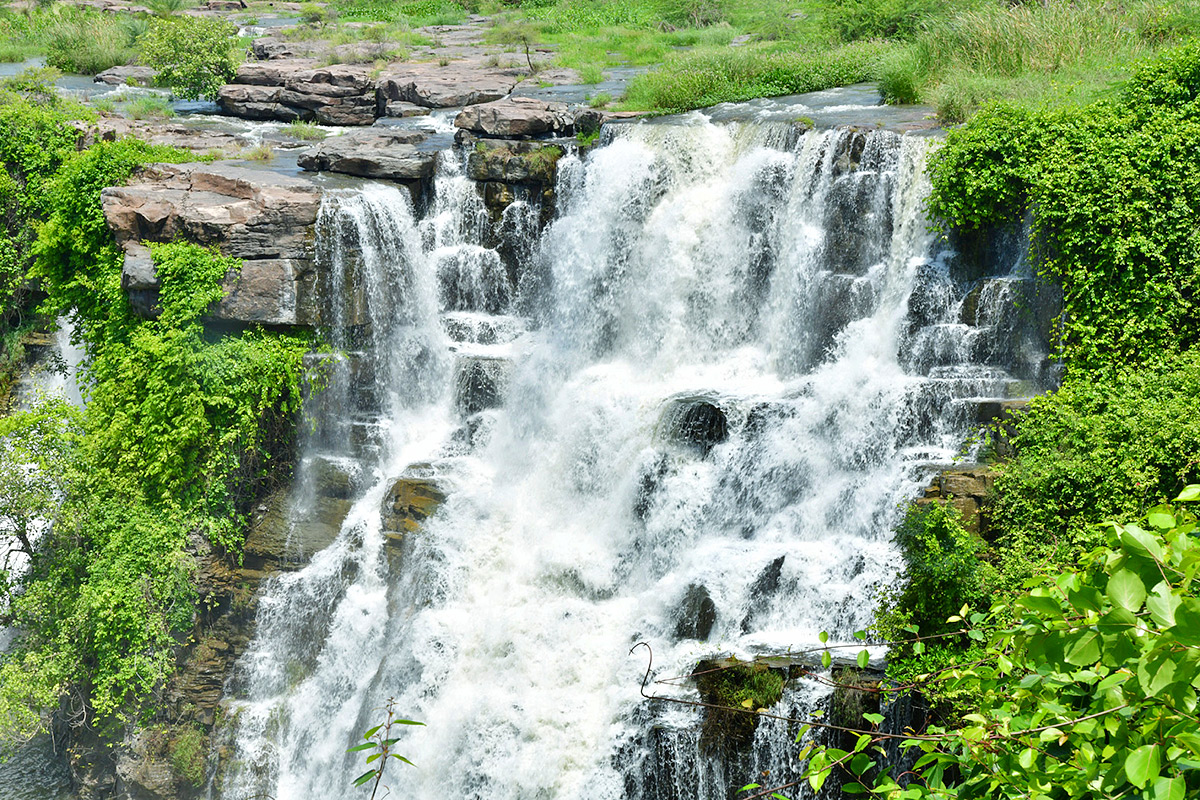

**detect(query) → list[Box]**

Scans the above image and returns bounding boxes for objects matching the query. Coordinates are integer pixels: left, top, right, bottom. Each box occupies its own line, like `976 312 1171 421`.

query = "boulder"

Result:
217 83 300 122
381 463 448 534
918 465 997 537
382 100 431 118
466 140 564 184
297 128 437 182
376 63 517 109
233 58 321 86
220 63 377 125
455 96 573 138
93 65 156 86
103 164 323 326
674 584 717 641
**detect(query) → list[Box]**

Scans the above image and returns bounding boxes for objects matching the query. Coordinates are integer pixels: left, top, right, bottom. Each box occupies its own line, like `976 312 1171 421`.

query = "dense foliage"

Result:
139 16 241 100
930 42 1200 369
791 498 1200 799
0 84 311 744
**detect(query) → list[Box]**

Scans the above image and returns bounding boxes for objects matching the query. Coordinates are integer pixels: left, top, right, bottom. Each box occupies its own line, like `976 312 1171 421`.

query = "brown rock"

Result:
381 464 447 533
297 128 436 182
376 64 517 109
455 96 573 138
466 140 563 183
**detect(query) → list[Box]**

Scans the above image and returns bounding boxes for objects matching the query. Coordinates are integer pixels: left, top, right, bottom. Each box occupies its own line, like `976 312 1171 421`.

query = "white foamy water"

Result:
216 122 1045 800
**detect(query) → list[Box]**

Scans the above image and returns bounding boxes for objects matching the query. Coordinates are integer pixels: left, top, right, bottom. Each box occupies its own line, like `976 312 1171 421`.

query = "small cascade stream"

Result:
216 121 1050 800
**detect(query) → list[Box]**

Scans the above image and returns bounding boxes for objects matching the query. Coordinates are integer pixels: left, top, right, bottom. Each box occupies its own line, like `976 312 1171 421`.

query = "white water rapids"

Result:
215 121 1046 800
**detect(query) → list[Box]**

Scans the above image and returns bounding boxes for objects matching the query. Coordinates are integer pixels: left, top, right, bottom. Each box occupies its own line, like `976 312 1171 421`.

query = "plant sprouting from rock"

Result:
347 698 423 799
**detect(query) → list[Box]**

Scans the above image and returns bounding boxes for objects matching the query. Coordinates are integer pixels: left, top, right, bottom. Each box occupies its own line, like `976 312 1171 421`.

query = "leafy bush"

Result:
0 95 312 739
993 352 1200 592
786 499 1200 798
139 16 240 100
825 0 948 42
874 501 995 647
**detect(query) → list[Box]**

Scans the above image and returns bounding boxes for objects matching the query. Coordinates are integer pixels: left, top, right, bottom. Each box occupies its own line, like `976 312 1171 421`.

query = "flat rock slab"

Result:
297 128 437 182
376 63 519 109
455 96 573 138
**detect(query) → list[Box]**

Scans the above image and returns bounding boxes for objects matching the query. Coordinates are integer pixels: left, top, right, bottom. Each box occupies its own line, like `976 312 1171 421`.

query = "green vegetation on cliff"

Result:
0 81 310 745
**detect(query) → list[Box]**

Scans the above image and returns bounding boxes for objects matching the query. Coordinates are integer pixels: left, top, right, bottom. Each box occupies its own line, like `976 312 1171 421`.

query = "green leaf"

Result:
1125 744 1160 789
1149 776 1184 800
1121 523 1166 560
821 650 831 668
819 631 829 643
856 649 869 669
1176 485 1200 501
1107 569 1147 612
346 742 375 753
1146 511 1175 532
863 712 884 725
1064 629 1101 666
392 755 416 767
366 753 381 764
394 719 425 726
363 724 383 740
352 770 377 788
1017 594 1062 616
738 784 761 793
1147 582 1181 627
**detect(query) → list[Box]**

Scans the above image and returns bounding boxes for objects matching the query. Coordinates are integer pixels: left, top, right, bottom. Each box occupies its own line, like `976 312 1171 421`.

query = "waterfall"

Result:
216 122 1047 800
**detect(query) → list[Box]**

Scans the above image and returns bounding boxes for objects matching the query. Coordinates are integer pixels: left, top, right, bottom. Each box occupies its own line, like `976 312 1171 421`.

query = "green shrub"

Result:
168 725 208 786
825 0 948 42
139 16 240 100
874 501 995 650
994 352 1200 591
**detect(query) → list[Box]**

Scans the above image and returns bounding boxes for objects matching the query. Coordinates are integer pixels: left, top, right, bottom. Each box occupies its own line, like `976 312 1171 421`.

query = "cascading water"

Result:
215 119 1050 800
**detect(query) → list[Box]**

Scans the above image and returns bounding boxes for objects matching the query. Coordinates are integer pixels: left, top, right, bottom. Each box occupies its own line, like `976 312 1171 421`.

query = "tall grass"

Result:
0 7 140 73
887 0 1200 120
622 40 894 113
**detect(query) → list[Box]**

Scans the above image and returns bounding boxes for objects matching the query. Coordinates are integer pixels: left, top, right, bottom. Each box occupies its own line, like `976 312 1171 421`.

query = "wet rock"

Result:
663 398 729 456
674 584 717 641
455 96 573 139
829 667 883 756
297 128 436 182
693 659 785 755
93 65 157 86
454 355 507 416
382 100 432 118
376 64 517 109
466 140 564 184
740 555 786 632
381 463 448 534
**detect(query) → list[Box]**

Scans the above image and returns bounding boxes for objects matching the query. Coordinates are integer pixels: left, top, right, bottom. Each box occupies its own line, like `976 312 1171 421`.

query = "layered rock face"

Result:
102 163 322 326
